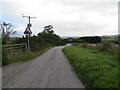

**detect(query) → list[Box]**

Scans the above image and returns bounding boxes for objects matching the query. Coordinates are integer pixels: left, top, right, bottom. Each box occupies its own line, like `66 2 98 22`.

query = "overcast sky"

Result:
0 0 119 37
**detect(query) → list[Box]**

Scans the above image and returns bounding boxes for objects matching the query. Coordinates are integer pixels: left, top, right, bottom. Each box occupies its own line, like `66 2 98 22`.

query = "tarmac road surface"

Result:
3 46 85 88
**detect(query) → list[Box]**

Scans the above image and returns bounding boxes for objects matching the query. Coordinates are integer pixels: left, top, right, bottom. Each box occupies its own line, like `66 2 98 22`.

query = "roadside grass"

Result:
63 46 118 88
3 47 52 66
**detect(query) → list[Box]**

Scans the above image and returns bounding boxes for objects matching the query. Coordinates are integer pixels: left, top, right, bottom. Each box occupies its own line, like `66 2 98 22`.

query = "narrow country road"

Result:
3 46 85 88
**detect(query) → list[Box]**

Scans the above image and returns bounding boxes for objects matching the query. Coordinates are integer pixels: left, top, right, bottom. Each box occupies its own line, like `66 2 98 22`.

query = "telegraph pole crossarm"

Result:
23 15 36 27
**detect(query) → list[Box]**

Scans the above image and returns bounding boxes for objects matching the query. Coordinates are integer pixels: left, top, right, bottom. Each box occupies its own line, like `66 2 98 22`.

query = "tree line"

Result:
5 25 65 51
1 23 66 66
80 36 101 43
1 22 102 49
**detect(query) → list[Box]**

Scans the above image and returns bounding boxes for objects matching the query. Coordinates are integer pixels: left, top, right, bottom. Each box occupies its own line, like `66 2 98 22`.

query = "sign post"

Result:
23 15 36 51
24 27 32 51
28 34 30 51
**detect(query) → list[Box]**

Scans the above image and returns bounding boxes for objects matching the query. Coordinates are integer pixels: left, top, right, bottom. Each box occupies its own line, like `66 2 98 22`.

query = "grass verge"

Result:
63 46 118 88
3 47 52 66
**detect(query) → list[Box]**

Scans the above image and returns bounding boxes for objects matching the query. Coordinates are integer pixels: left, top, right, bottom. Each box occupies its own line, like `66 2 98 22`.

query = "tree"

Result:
1 22 16 44
80 36 101 43
43 25 53 33
12 25 64 51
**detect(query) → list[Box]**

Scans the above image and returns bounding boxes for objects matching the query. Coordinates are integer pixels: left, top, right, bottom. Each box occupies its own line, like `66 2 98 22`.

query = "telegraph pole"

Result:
23 15 36 51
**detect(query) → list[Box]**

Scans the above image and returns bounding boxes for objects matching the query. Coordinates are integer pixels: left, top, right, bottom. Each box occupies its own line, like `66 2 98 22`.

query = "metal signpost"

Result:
23 15 36 51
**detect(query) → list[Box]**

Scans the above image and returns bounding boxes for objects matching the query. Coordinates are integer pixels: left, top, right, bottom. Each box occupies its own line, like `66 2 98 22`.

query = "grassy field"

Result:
101 35 119 41
63 46 118 88
3 47 52 66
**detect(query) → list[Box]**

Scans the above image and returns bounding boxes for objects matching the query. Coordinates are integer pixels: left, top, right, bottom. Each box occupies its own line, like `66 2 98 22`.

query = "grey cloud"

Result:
2 1 118 37
62 2 117 14
53 21 108 36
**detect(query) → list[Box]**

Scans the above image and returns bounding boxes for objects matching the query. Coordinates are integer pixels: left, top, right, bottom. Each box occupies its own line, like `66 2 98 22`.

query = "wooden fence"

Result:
3 43 27 56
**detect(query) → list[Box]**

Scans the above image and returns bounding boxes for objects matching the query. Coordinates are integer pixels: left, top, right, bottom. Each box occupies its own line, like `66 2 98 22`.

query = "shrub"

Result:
78 41 118 55
97 42 118 55
97 42 114 51
80 43 88 48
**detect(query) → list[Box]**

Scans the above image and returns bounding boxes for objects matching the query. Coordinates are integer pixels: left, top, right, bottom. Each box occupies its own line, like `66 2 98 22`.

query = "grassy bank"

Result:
63 46 118 88
3 47 52 66
78 41 118 55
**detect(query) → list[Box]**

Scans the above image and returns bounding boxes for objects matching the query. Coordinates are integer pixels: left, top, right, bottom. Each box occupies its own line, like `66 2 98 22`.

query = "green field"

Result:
63 46 118 88
101 35 119 41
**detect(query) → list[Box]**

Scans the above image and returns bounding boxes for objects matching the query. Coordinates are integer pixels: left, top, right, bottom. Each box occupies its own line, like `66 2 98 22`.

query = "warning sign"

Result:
24 27 32 34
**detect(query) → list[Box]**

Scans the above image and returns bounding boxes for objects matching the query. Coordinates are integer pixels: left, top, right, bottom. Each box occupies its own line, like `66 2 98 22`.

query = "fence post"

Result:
25 43 28 52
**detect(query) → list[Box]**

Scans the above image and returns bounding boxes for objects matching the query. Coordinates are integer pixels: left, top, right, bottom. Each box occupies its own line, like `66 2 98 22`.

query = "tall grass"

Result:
63 46 118 88
2 47 52 66
79 41 118 55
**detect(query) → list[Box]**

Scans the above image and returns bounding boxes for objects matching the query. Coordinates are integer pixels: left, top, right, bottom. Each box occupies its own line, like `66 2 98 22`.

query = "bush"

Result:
97 42 118 55
98 42 112 51
78 41 118 55
80 43 88 48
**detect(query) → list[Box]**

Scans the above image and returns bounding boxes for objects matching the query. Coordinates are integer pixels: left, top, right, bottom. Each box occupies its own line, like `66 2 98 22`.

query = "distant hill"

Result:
61 36 79 39
101 35 119 41
61 35 120 41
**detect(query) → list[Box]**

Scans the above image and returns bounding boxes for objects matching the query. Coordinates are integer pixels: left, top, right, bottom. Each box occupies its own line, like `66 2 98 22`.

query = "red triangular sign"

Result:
24 27 32 34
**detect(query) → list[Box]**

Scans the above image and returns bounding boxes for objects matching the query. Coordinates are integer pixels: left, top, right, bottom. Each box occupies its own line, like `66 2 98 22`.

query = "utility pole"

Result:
23 15 36 51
